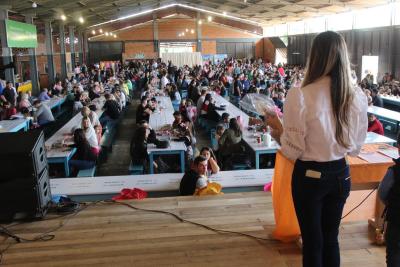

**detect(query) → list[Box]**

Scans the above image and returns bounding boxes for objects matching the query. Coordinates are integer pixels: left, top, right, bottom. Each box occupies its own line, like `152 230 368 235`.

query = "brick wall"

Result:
90 18 277 61
123 42 157 60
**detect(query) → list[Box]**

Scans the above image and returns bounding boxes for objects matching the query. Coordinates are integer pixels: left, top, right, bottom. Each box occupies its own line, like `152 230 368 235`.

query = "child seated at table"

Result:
378 132 400 266
368 113 384 135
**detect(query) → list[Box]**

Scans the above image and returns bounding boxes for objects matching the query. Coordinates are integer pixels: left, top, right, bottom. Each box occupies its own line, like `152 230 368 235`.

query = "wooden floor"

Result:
0 192 386 267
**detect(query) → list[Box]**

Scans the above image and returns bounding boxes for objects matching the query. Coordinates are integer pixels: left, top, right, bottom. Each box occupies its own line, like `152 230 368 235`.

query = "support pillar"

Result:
196 12 202 53
77 30 83 65
69 25 75 71
0 8 15 84
59 22 67 80
153 13 159 57
25 14 39 95
44 20 55 85
83 32 89 65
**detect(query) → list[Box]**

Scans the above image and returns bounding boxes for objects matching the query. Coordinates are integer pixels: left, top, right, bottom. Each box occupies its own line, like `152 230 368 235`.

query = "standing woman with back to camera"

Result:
266 31 368 267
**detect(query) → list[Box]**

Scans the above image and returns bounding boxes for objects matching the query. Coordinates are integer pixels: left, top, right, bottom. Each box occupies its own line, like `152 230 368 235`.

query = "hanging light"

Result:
99 29 103 33
60 14 67 21
113 34 117 38
190 29 194 34
79 17 84 24
185 28 189 32
198 20 202 25
208 16 212 22
105 32 109 36
182 32 185 36
91 30 95 35
222 11 227 16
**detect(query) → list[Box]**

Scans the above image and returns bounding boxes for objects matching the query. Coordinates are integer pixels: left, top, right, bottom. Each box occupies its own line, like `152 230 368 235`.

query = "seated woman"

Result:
130 126 150 170
218 118 244 165
67 128 97 176
52 81 63 96
170 84 181 107
213 125 225 151
172 111 195 159
136 96 152 123
199 147 220 174
81 116 100 155
185 99 197 123
81 106 102 145
18 93 32 110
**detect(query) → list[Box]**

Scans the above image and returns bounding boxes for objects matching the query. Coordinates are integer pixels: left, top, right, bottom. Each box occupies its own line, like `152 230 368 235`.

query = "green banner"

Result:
5 19 37 48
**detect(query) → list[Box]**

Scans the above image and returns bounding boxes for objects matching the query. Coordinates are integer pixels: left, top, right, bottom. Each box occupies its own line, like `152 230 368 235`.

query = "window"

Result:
354 5 391 29
305 17 326 33
288 21 305 35
275 24 288 37
263 26 276 37
327 12 353 31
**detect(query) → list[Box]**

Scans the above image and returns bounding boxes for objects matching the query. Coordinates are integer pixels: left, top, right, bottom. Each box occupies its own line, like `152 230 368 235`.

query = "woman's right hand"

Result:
264 112 282 131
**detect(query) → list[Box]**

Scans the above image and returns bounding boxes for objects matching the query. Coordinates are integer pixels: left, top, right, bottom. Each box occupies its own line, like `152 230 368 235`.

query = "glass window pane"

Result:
327 12 353 31
263 26 276 37
354 5 391 29
305 17 326 33
288 21 305 35
275 24 288 36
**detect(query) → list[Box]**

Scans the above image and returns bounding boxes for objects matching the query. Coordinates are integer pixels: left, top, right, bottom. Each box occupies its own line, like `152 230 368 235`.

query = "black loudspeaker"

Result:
0 130 51 222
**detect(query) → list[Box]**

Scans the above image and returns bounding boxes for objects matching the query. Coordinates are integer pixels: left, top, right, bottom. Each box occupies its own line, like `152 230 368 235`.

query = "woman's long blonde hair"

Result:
302 31 354 148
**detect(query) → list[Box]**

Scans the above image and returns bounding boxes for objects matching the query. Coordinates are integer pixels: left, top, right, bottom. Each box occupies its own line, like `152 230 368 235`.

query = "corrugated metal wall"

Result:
88 42 123 64
287 27 400 79
216 42 255 59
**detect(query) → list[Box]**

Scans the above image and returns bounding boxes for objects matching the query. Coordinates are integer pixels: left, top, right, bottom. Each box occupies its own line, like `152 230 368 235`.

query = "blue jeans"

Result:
292 158 350 267
386 221 400 267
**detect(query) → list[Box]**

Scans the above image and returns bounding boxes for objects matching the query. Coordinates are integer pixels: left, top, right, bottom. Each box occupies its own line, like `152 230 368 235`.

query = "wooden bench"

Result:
77 166 96 177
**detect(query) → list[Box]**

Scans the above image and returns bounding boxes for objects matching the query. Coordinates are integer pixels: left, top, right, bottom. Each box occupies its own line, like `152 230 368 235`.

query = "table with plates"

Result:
45 97 105 177
149 96 175 130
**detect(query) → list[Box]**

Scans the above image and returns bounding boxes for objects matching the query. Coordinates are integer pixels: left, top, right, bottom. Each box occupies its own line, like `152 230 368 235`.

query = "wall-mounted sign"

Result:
133 53 145 59
5 19 38 48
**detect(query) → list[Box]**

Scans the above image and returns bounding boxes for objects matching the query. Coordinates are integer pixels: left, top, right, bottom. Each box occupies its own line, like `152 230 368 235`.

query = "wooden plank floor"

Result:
0 192 386 267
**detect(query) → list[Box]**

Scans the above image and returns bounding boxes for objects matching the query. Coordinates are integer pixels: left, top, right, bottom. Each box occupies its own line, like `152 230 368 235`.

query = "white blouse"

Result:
281 76 368 162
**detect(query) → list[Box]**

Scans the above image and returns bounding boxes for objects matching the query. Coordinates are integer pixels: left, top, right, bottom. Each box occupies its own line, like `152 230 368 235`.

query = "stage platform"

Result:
0 192 386 266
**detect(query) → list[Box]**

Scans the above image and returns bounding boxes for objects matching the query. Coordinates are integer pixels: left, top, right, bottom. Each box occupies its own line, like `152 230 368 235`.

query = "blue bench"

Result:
129 161 144 175
77 166 96 177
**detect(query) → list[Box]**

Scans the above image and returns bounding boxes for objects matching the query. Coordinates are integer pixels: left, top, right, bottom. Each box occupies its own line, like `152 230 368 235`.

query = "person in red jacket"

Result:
0 101 16 120
368 113 384 135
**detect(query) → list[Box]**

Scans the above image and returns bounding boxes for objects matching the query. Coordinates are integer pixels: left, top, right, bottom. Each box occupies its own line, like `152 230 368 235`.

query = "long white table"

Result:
365 131 397 145
50 169 274 196
46 97 105 177
381 95 400 107
212 92 250 128
212 92 279 168
149 96 175 130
